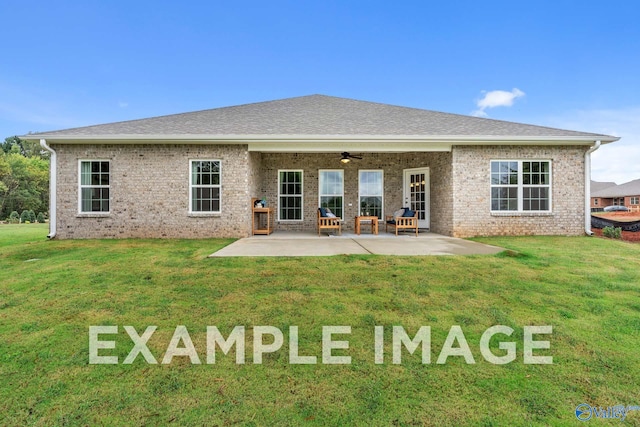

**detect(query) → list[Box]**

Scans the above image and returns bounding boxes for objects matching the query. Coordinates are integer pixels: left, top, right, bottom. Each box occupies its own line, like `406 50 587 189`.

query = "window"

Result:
631 197 639 205
594 198 599 206
359 170 383 218
319 170 344 219
491 160 551 212
279 170 303 220
190 160 221 213
79 160 110 213
613 198 625 206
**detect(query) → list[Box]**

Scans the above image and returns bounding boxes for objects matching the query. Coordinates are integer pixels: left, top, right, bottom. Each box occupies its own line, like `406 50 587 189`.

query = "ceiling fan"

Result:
340 152 362 163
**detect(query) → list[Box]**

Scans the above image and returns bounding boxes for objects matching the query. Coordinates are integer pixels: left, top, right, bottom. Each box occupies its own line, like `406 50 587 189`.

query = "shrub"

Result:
37 212 45 223
28 210 36 223
603 226 622 239
20 210 30 224
9 211 20 224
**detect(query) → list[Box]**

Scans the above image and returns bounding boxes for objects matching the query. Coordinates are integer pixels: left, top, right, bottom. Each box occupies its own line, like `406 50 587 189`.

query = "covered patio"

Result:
249 151 450 235
209 231 504 257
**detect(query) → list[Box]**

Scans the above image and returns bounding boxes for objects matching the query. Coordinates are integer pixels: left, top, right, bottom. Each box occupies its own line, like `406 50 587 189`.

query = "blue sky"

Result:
1 1 639 183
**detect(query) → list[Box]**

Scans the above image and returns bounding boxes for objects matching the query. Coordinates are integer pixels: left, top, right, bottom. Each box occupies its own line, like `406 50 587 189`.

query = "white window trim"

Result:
358 169 384 218
631 197 639 205
189 159 222 215
318 169 344 219
77 159 111 216
490 160 552 213
278 169 304 222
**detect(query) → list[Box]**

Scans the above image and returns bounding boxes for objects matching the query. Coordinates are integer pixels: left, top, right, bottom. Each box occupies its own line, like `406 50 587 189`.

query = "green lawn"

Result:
1 224 639 426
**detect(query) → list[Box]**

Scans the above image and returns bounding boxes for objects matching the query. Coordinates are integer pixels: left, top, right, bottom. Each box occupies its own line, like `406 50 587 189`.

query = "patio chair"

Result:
385 208 418 236
317 208 342 236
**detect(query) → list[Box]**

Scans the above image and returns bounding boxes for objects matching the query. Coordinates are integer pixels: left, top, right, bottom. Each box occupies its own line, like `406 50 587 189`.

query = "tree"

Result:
1 136 19 154
0 135 50 219
1 136 49 159
0 152 49 219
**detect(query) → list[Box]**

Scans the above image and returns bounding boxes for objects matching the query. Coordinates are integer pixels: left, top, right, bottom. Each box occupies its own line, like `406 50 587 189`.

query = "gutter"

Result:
584 140 601 236
21 133 621 145
39 139 57 239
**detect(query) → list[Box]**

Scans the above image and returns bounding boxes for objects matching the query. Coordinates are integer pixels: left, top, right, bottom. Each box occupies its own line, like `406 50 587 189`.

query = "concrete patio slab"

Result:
209 231 503 257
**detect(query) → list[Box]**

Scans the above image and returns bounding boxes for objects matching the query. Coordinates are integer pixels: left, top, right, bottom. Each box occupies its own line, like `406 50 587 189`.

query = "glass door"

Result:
403 168 430 229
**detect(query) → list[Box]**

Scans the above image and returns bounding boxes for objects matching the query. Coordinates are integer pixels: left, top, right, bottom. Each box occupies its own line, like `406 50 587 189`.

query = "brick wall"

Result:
52 143 586 239
259 152 452 233
451 145 588 237
52 144 253 239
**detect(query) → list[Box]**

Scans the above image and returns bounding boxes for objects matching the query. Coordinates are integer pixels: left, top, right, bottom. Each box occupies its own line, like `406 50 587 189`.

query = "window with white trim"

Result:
631 197 639 205
594 198 599 206
279 170 303 220
490 160 551 212
79 160 110 213
319 170 344 219
190 160 221 213
359 170 383 218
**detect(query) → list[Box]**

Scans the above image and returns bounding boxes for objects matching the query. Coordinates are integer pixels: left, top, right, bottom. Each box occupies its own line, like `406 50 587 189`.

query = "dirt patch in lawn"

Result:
592 211 640 222
591 212 640 242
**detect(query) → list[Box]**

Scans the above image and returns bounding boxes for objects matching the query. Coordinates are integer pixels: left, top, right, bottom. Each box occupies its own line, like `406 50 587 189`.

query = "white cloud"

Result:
472 88 525 117
542 107 640 184
118 101 129 108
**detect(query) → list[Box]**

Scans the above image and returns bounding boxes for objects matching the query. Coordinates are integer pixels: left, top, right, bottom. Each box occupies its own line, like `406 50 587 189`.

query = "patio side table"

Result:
355 216 379 235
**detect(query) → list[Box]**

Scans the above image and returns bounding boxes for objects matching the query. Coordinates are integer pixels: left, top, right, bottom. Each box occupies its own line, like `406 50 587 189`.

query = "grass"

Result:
1 224 640 426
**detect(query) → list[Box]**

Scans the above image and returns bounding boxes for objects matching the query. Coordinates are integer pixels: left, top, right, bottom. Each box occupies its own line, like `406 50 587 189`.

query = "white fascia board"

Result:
21 133 619 146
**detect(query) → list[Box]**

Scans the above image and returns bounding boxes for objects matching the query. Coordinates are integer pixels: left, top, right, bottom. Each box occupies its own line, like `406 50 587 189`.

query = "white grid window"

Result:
319 170 344 219
279 170 303 221
190 160 221 213
359 170 383 218
491 160 551 212
631 197 639 205
79 160 110 213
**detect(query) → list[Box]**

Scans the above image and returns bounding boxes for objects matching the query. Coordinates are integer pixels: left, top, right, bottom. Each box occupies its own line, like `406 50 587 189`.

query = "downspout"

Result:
39 139 57 239
584 140 601 235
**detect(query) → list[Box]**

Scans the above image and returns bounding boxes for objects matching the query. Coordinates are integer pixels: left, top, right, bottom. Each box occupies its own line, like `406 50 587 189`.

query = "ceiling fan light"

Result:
340 157 350 164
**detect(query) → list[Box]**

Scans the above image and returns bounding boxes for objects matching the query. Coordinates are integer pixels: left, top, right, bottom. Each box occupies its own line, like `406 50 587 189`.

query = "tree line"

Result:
0 136 50 222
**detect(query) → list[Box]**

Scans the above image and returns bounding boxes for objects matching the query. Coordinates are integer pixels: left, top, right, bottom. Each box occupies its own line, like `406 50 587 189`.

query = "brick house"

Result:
591 179 640 211
22 95 618 239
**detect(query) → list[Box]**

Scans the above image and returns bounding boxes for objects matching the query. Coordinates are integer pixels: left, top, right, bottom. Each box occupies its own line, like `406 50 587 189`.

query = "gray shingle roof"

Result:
592 179 640 198
26 94 616 140
590 181 618 193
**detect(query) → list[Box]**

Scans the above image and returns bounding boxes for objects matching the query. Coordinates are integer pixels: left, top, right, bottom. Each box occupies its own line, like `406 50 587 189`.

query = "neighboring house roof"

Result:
591 179 640 198
22 95 618 147
591 180 618 193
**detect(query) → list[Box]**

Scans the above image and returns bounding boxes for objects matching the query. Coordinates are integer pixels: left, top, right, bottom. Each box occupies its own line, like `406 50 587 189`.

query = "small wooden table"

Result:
355 216 379 235
252 198 274 235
